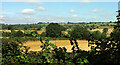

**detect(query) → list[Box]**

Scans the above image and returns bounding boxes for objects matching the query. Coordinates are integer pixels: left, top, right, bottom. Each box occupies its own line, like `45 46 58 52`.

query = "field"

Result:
1 28 114 35
90 28 114 34
23 40 90 52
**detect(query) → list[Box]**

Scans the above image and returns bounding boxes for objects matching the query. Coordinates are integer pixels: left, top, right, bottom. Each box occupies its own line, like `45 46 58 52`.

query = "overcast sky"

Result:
0 0 119 24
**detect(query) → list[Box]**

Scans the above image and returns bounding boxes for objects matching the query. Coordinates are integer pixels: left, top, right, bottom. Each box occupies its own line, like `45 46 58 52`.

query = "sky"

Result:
0 0 119 24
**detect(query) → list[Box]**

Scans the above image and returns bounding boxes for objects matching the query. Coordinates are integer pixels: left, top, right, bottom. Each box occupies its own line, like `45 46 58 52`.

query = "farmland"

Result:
1 22 115 52
2 22 120 64
23 40 90 52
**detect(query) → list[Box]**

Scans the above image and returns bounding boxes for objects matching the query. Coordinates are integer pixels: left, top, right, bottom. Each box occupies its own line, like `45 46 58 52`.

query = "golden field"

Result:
23 40 90 52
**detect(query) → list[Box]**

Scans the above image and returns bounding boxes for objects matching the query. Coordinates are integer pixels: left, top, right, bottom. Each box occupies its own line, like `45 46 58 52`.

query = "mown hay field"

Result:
23 40 90 52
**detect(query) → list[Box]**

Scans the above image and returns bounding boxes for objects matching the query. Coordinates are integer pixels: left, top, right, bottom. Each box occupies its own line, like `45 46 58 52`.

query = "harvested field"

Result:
24 40 90 52
91 28 114 34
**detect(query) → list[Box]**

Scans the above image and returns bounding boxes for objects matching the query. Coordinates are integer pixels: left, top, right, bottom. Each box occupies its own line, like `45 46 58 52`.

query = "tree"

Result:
11 30 24 37
16 30 24 37
101 33 107 39
2 32 11 37
8 25 14 30
111 28 120 41
41 32 46 37
100 28 108 39
103 28 108 33
37 26 42 30
70 26 90 39
92 31 102 40
38 22 43 24
24 27 28 30
31 31 38 37
24 30 32 36
46 23 64 37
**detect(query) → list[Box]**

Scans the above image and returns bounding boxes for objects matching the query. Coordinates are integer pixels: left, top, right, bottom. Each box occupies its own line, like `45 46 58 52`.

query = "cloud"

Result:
21 9 35 15
99 13 112 17
93 16 97 19
25 0 43 5
80 0 91 4
99 13 116 20
37 7 46 11
72 14 78 18
25 16 31 19
0 15 4 20
26 2 43 5
0 15 5 23
3 16 38 24
70 9 75 13
92 9 104 13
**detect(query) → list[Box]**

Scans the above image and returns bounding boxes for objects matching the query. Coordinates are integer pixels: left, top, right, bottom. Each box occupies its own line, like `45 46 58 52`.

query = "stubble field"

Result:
23 40 90 52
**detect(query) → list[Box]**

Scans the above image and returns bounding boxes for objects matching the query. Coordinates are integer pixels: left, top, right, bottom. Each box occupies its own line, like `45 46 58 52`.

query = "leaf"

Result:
32 33 37 37
83 59 89 63
49 43 56 48
80 62 84 65
77 58 82 63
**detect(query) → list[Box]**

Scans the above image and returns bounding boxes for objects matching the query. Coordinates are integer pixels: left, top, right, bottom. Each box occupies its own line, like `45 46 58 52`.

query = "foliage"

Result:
2 37 89 64
88 39 120 64
2 22 120 64
70 26 90 40
7 25 14 30
46 23 65 37
2 35 120 65
2 24 43 30
10 30 24 37
111 28 120 41
40 32 46 37
2 32 11 37
24 30 38 37
2 38 22 57
90 30 102 40
103 28 108 33
15 30 24 37
101 32 107 39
